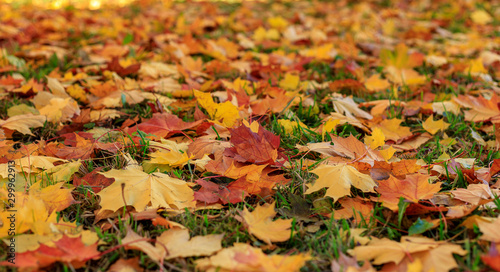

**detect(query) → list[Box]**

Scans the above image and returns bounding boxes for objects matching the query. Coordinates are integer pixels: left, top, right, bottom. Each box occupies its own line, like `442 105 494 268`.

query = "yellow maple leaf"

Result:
422 116 450 135
66 84 88 103
380 146 396 161
278 119 308 134
375 118 412 142
98 168 195 213
306 164 377 202
279 73 300 90
364 74 391 92
157 229 223 259
468 58 488 74
364 127 385 149
240 202 292 244
194 90 240 127
321 119 340 140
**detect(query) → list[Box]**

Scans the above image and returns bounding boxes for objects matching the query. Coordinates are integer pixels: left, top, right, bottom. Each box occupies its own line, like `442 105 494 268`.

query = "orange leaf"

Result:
375 174 441 211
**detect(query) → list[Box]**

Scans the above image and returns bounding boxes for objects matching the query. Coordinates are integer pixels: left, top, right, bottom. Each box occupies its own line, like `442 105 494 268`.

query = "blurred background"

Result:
0 0 267 9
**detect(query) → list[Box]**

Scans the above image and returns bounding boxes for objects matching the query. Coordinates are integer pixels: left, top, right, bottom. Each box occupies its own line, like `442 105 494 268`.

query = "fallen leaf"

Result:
157 228 223 259
196 243 311 272
422 116 449 135
97 168 195 213
306 164 377 202
240 202 292 244
375 174 441 211
0 113 46 135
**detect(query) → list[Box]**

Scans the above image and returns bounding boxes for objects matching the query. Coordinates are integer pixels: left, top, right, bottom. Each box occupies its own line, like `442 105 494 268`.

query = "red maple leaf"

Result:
106 56 141 77
194 179 248 204
1 235 99 269
134 112 203 139
224 124 280 164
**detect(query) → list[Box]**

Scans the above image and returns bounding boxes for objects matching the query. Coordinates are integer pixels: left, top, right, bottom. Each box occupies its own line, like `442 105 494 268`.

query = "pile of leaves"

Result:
1 0 500 271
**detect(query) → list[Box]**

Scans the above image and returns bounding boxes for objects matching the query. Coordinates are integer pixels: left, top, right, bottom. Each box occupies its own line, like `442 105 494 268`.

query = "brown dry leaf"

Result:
331 95 373 120
240 202 292 244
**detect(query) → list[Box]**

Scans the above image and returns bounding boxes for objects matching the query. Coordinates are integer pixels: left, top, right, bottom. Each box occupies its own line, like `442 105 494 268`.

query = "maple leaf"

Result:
373 118 412 143
422 116 450 135
106 56 141 77
451 183 495 205
0 113 46 135
250 88 298 115
240 202 292 244
454 94 500 122
188 137 231 159
225 124 280 164
375 174 441 211
108 258 142 272
157 228 223 259
73 167 114 194
0 189 60 238
305 164 377 202
349 236 466 271
481 245 500 272
196 243 311 272
194 90 240 127
333 197 373 222
121 226 165 262
298 135 384 163
97 168 195 213
135 112 203 139
364 74 391 92
194 179 248 204
331 95 373 120
0 235 99 269
29 181 75 213
476 215 500 242
331 252 375 272
364 127 385 149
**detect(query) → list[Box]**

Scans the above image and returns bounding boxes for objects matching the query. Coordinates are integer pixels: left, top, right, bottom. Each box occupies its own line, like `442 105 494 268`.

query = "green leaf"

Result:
397 197 409 227
6 54 26 69
408 218 434 236
122 33 134 45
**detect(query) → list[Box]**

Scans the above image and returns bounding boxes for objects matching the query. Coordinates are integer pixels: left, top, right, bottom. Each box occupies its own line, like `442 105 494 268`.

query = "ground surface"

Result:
0 0 500 271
